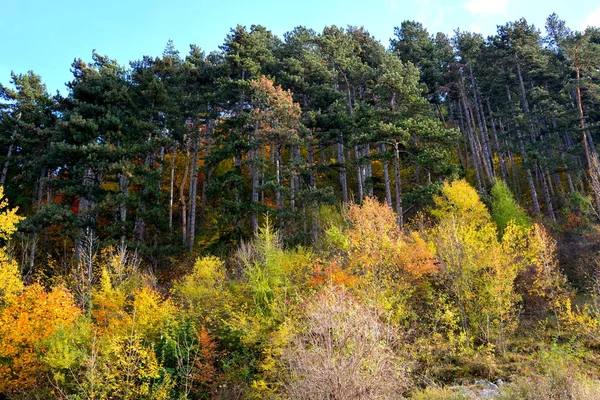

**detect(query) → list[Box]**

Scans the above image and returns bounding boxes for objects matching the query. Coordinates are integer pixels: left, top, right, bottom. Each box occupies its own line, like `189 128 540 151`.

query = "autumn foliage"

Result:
346 196 437 278
0 180 598 399
0 284 81 394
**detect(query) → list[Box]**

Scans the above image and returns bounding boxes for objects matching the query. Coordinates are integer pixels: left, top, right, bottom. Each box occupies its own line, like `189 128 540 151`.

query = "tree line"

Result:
0 14 599 271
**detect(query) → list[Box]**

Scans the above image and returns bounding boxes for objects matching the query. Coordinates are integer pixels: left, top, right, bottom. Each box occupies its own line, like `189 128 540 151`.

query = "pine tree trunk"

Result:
251 124 260 233
469 67 495 179
0 143 14 187
251 148 260 233
168 147 176 231
118 169 129 246
157 146 165 190
365 143 373 197
565 163 576 194
337 135 348 203
28 169 46 272
539 163 556 221
307 136 316 190
271 140 275 165
75 168 96 261
260 153 265 205
393 141 403 228
461 94 486 190
276 143 283 209
519 135 541 215
456 100 471 171
188 129 201 250
135 136 155 243
199 122 213 227
180 146 189 245
516 61 529 113
526 167 541 214
308 137 319 243
546 167 556 198
355 144 364 201
487 100 508 181
380 143 392 207
290 145 299 212
468 100 493 183
553 171 565 199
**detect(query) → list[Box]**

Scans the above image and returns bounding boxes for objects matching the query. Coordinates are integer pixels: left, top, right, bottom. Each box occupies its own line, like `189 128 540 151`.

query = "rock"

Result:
472 380 501 398
475 380 499 390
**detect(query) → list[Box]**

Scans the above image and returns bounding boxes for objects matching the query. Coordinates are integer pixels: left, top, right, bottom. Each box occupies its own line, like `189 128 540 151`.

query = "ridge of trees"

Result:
2 15 599 271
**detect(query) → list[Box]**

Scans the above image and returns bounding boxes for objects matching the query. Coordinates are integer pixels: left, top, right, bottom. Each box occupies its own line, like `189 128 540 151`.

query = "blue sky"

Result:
2 0 599 95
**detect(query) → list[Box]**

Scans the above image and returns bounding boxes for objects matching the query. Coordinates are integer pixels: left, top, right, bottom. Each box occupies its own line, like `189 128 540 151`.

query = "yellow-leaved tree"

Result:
0 186 24 307
430 180 523 349
86 249 177 399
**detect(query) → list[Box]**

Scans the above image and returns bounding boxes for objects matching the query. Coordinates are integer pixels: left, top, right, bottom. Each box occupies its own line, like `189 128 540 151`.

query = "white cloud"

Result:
581 6 600 30
463 0 508 15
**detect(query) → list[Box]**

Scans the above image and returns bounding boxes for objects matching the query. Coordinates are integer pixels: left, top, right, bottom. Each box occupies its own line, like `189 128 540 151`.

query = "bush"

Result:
282 286 410 399
491 180 532 236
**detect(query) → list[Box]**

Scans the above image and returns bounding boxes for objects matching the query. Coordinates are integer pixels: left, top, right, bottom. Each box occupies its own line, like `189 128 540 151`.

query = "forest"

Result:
1 12 600 399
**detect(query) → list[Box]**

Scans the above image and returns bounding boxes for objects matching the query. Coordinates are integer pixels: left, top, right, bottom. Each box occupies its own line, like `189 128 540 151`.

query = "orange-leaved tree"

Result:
0 283 81 395
248 75 302 231
347 196 437 280
345 196 437 324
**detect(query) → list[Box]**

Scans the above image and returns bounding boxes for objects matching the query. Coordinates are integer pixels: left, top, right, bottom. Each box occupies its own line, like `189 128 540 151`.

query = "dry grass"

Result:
498 372 600 400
